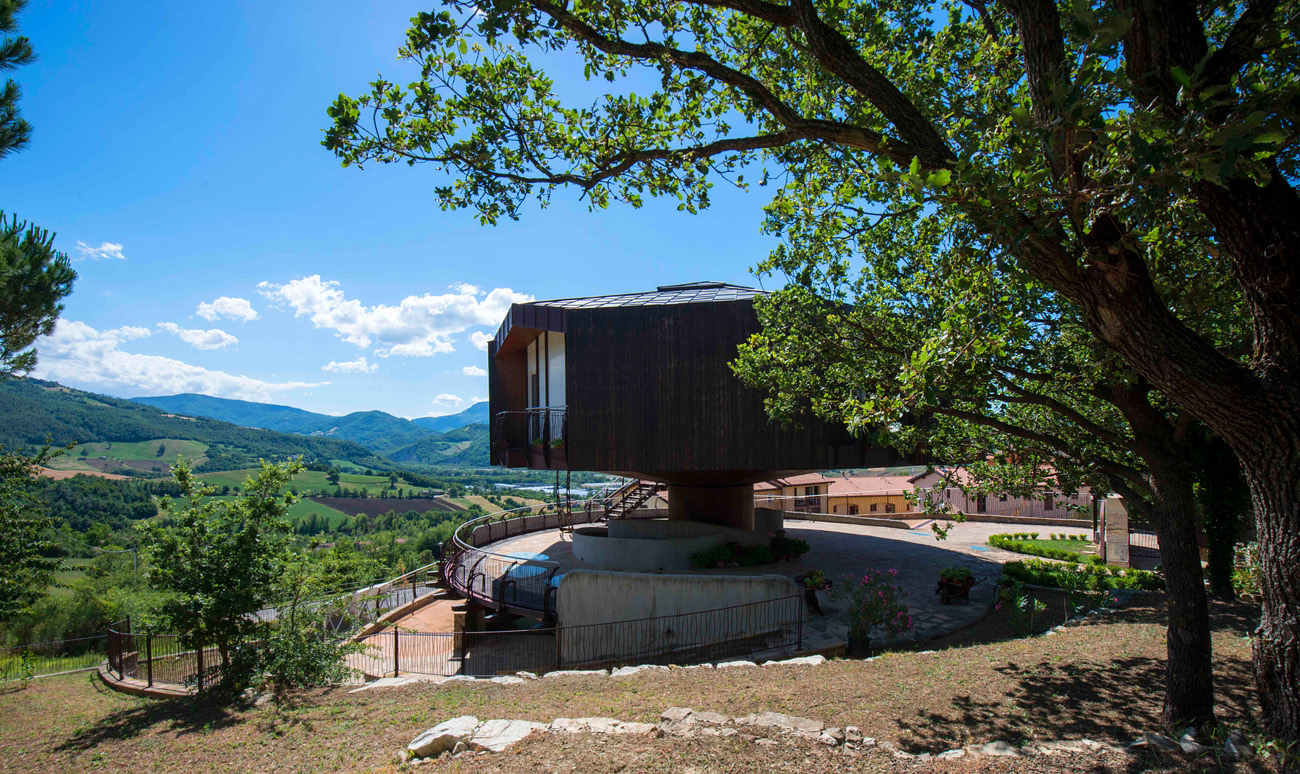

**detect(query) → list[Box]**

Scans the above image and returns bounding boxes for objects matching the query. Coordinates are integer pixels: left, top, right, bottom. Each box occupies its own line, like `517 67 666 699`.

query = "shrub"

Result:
828 568 910 642
688 545 734 568
988 534 1085 563
1232 542 1260 597
736 544 776 566
1002 559 1164 592
771 536 811 556
939 566 973 583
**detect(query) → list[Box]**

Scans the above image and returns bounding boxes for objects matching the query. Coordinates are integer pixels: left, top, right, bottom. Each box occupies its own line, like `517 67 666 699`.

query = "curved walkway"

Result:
482 520 1089 650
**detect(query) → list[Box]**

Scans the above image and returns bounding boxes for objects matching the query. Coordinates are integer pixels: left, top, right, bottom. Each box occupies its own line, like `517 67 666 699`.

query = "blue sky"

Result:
4 1 779 418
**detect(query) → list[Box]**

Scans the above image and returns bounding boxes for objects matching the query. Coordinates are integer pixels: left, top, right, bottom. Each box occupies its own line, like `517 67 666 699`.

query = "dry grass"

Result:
0 598 1263 774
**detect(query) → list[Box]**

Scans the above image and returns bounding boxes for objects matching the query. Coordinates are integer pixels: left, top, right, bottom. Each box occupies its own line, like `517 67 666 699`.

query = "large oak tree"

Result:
325 0 1300 749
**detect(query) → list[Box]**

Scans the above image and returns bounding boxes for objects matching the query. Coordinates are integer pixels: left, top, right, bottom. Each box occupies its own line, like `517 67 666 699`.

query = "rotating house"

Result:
487 281 901 532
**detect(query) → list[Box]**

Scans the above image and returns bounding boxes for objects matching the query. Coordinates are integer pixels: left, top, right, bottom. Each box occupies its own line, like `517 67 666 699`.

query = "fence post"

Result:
392 626 400 678
554 625 562 672
196 641 205 692
796 596 804 653
146 634 153 688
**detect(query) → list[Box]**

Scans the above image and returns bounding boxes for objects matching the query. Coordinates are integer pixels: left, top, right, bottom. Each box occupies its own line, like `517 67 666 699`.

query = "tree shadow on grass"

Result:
892 602 1258 759
54 677 248 752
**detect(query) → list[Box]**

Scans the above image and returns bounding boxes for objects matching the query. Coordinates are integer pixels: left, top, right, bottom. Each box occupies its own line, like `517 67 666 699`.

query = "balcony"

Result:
492 408 568 469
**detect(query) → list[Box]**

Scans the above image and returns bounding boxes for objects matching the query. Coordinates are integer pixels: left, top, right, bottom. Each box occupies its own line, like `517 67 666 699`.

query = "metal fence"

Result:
0 635 107 682
348 595 803 680
1129 524 1161 558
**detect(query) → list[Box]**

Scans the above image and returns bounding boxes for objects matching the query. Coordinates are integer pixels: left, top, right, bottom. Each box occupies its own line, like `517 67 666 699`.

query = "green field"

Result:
65 439 208 465
194 468 397 493
168 495 352 529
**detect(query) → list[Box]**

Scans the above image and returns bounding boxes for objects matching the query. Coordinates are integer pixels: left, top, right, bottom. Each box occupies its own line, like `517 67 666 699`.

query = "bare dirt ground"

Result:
0 597 1266 773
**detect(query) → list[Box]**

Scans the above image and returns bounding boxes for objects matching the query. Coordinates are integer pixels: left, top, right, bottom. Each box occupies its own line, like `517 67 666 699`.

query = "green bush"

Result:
1232 542 1260 597
688 544 733 568
1002 559 1164 592
988 534 1084 563
736 545 776 566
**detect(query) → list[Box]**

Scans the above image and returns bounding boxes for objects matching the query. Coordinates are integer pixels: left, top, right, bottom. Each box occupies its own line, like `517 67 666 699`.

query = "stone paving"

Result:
484 519 1091 651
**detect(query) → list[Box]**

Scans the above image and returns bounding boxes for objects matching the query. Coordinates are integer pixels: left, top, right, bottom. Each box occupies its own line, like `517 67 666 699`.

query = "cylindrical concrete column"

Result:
667 483 755 531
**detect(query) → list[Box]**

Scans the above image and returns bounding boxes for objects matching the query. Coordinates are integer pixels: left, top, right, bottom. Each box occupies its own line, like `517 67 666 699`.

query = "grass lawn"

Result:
0 597 1262 773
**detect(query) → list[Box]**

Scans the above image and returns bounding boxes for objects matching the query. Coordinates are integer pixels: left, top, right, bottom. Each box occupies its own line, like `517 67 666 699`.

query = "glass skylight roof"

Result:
533 281 764 309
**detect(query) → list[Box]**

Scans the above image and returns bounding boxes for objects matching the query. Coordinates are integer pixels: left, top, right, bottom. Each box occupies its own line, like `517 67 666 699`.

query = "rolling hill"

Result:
386 423 490 466
0 377 390 474
411 402 488 432
131 394 486 453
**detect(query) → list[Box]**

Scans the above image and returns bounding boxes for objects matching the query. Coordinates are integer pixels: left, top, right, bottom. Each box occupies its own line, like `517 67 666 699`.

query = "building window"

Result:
1044 493 1055 511
805 486 817 496
885 503 896 513
833 505 840 514
868 504 876 513
849 505 859 515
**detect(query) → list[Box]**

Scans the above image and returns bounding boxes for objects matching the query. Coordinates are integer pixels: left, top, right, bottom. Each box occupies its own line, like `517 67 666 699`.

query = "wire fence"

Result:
0 635 107 683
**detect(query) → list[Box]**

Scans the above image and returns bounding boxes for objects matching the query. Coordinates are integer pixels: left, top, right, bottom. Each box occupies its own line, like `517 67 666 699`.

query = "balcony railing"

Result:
492 407 567 468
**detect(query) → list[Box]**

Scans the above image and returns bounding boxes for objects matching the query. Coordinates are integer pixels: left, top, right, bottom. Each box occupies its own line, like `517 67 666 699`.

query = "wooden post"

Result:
146 634 153 688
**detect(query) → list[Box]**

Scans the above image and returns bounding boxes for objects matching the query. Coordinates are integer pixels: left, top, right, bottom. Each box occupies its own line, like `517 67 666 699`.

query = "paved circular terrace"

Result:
475 519 1090 650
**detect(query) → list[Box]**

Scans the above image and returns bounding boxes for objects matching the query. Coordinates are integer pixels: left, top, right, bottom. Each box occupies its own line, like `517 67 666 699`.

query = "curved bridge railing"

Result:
441 493 663 616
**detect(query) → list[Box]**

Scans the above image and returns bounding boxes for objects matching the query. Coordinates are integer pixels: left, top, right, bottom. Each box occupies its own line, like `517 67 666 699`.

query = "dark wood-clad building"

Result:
487 282 899 529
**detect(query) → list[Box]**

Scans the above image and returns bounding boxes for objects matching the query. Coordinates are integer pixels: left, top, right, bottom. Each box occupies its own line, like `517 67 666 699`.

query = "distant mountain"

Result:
0 378 388 473
129 393 490 463
132 393 323 433
386 423 490 467
133 394 431 453
412 402 489 433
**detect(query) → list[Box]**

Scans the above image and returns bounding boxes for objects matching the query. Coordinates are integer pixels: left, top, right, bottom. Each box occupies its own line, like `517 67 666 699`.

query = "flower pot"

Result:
804 588 823 615
937 577 975 604
845 634 871 657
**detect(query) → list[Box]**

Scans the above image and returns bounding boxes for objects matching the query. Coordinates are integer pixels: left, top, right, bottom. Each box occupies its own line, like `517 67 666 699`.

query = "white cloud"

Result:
75 241 126 261
33 320 324 401
451 282 481 295
157 322 238 350
322 357 378 374
469 332 493 351
256 275 529 358
196 296 259 322
432 393 466 409
462 365 487 377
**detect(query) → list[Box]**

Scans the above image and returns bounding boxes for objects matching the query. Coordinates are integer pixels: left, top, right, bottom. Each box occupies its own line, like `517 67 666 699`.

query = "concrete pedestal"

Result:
667 483 755 531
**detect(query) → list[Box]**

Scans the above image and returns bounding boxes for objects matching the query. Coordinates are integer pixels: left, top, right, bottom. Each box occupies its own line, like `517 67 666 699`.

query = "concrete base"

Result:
572 518 768 572
667 484 755 531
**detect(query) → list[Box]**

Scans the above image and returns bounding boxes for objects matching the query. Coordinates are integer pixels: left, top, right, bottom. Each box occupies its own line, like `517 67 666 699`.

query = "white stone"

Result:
612 665 670 677
542 669 609 678
451 741 469 756
672 663 715 670
715 660 757 669
549 718 584 734
489 676 525 685
974 740 1020 757
443 675 480 683
612 722 658 735
1224 733 1253 760
691 711 730 725
408 716 481 758
469 719 547 752
844 727 863 744
350 676 415 693
661 707 695 723
755 738 779 746
938 749 966 759
762 655 827 667
516 671 539 679
1138 733 1182 752
736 712 824 734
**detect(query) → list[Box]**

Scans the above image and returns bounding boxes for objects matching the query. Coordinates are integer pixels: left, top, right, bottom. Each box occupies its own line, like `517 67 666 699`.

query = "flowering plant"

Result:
829 568 911 640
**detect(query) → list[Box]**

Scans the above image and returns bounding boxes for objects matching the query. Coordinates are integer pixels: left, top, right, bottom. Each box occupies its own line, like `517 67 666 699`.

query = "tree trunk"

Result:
1239 440 1300 760
1112 385 1217 730
1202 508 1238 601
1145 457 1217 730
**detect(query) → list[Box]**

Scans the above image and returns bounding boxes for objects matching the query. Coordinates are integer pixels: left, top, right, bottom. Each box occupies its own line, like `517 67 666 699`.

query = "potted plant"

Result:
936 566 976 604
829 569 911 656
798 569 830 614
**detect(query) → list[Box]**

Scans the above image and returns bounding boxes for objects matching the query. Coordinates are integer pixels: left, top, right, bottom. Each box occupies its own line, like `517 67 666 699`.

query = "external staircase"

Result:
600 479 661 520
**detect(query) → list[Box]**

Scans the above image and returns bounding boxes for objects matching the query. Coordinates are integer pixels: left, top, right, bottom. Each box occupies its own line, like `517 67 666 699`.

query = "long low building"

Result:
755 467 1098 520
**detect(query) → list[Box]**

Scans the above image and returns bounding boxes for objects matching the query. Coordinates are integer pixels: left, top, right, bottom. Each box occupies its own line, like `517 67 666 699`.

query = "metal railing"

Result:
0 635 107 682
492 408 567 467
441 493 665 615
347 595 802 679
